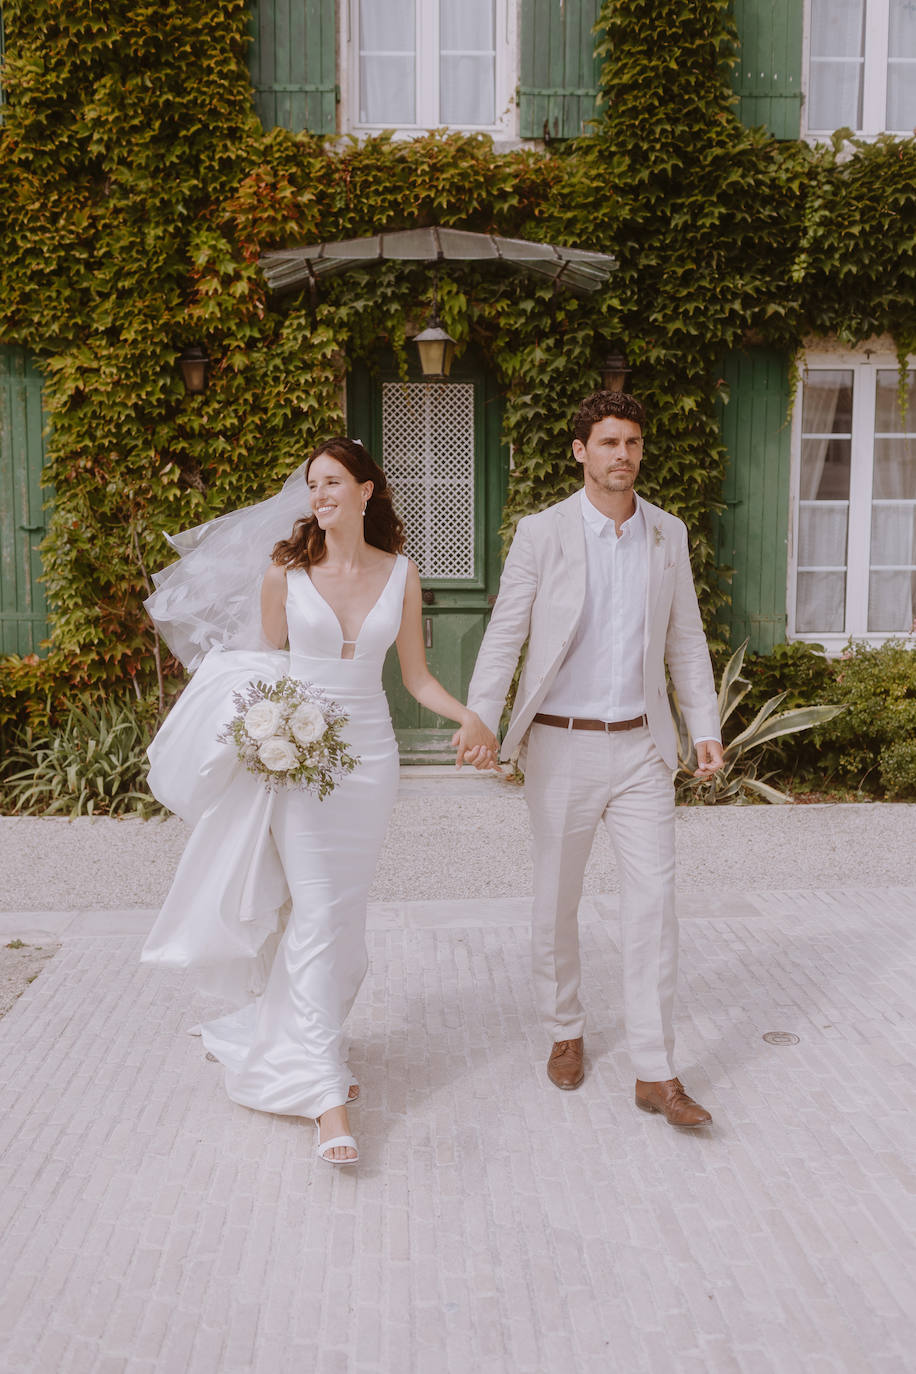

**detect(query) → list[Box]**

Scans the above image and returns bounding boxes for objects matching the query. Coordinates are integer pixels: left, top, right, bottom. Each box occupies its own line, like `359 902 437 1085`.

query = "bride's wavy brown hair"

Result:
272 438 406 569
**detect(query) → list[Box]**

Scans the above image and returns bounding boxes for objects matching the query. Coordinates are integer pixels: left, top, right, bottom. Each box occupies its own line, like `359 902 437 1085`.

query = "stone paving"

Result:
1 869 915 1373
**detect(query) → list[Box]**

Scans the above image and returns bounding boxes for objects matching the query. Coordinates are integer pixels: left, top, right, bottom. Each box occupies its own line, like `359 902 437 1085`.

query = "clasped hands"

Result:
451 714 500 771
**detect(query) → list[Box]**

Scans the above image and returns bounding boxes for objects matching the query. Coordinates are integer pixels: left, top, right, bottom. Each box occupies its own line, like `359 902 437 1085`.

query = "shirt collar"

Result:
579 488 642 540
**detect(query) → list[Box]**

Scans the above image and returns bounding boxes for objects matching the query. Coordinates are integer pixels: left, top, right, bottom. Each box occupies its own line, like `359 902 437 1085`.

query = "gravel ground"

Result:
1 784 914 910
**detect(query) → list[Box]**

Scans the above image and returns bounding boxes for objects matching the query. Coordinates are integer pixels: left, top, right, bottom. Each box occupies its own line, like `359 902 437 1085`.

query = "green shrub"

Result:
0 696 168 818
671 640 843 804
813 640 916 795
878 738 916 800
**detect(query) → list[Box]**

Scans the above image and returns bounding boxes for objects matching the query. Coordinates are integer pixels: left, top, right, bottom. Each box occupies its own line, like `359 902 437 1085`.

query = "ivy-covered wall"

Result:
0 0 915 725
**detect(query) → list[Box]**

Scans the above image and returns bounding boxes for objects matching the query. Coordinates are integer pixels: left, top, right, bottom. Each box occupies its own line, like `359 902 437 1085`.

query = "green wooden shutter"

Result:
248 0 336 134
731 0 803 140
520 0 603 140
0 347 50 656
715 349 792 653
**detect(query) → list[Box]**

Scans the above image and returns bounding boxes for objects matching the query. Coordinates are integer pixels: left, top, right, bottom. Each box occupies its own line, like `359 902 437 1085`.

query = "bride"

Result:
141 438 498 1164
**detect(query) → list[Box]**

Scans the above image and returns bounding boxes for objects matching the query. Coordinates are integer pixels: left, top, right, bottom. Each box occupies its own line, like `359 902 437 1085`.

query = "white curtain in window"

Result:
440 0 496 126
360 0 416 125
808 0 865 130
868 370 916 631
887 0 916 131
796 372 850 633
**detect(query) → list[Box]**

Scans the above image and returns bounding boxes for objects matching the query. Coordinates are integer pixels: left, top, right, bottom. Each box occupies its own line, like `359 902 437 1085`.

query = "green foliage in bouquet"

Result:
670 640 844 804
0 697 167 818
219 676 359 799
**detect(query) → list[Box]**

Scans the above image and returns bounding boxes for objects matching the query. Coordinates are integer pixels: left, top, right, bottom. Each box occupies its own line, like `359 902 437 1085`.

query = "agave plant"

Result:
669 641 844 804
0 697 168 819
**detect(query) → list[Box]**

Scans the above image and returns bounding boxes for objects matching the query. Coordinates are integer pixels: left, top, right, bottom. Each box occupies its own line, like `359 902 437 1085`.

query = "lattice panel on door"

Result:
381 382 476 578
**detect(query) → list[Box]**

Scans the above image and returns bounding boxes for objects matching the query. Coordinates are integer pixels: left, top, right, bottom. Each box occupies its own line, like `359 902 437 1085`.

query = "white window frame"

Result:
339 0 519 141
788 345 916 652
803 0 914 138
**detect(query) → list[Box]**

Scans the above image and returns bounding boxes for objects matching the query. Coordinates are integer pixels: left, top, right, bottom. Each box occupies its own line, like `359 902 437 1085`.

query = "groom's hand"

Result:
693 740 725 776
451 715 499 770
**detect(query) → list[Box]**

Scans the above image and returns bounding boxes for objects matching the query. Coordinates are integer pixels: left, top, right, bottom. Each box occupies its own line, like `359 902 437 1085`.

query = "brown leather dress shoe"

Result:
547 1038 584 1090
634 1077 712 1128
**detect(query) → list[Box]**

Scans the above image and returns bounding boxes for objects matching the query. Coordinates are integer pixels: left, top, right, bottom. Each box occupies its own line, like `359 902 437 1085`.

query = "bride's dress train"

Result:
142 554 408 1121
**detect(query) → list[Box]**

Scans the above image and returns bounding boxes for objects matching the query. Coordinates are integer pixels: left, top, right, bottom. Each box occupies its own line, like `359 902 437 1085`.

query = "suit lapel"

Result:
638 494 668 653
556 492 587 607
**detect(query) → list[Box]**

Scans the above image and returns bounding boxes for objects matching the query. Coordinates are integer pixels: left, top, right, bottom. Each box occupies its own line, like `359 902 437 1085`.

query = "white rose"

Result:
244 699 284 740
257 736 299 772
290 701 326 746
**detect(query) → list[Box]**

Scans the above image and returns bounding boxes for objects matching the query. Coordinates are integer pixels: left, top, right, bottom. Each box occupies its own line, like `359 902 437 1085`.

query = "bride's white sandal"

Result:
316 1129 359 1165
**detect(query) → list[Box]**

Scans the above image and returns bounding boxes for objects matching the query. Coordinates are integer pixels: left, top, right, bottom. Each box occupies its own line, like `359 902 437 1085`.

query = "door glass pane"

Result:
808 0 865 130
440 0 496 125
874 367 916 435
869 368 916 630
382 382 476 578
360 0 416 125
887 0 916 130
796 370 853 632
796 571 847 633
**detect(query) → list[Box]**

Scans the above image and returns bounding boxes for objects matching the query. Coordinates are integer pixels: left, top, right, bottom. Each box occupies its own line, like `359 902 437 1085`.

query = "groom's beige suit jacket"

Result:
467 491 720 769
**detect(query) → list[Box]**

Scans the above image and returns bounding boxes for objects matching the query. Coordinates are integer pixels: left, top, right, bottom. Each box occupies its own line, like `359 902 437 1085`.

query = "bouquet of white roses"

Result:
219 676 359 798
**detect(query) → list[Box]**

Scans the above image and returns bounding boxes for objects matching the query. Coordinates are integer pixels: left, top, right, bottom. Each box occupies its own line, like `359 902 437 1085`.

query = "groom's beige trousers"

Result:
524 720 677 1083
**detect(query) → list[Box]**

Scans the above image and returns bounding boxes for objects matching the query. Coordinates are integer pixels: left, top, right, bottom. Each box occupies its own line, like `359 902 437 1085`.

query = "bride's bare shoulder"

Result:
262 562 289 590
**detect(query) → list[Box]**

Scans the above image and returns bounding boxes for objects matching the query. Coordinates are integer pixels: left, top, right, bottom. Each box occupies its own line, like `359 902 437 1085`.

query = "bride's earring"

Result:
362 501 368 517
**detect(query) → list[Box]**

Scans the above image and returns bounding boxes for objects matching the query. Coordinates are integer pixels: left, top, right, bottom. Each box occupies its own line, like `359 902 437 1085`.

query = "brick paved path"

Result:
1 887 915 1373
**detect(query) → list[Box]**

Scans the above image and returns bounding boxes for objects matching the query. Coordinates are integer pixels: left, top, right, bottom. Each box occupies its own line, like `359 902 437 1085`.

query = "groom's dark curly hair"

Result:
573 391 646 445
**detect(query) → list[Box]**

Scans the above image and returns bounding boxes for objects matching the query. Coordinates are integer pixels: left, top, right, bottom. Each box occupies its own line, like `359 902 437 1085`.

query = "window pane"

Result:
874 368 916 434
808 0 864 129
868 571 916 631
360 0 416 125
811 0 865 55
886 64 916 131
796 571 847 632
440 0 495 125
870 361 916 628
871 502 916 564
888 0 916 127
800 371 853 500
799 504 850 565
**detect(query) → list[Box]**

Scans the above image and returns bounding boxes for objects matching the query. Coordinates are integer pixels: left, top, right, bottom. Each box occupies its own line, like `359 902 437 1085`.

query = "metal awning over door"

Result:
260 227 616 296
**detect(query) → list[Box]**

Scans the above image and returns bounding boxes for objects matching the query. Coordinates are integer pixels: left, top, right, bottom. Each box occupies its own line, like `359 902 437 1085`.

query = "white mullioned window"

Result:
805 0 916 136
790 349 916 649
342 0 517 137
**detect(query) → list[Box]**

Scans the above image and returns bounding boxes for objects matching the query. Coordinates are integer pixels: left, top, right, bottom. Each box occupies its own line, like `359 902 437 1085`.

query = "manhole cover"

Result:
762 1031 800 1046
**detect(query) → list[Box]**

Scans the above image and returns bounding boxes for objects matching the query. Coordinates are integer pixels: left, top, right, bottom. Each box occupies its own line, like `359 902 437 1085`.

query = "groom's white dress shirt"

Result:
539 490 647 721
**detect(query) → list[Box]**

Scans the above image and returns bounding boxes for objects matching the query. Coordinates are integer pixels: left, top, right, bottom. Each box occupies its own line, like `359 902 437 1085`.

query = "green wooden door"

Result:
348 356 508 762
715 348 792 652
0 347 49 656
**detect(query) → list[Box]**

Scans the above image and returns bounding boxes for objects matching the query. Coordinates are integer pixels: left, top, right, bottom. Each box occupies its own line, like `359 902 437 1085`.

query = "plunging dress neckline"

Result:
298 555 401 655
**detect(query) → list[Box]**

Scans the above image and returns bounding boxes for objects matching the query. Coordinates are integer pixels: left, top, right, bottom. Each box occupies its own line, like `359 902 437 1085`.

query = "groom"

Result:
465 391 724 1127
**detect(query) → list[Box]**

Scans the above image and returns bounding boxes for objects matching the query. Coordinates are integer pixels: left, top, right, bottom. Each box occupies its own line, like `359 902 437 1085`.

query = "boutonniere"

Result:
653 525 664 546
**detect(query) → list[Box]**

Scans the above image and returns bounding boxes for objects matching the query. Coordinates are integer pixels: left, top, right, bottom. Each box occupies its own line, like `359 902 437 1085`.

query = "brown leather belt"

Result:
532 712 647 733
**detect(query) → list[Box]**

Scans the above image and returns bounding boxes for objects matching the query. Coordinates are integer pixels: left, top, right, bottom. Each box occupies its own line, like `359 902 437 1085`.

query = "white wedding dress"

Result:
142 554 408 1121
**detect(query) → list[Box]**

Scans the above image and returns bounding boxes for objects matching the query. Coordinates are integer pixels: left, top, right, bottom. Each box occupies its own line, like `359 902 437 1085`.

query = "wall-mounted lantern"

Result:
601 349 631 394
412 316 456 380
412 267 456 381
178 346 210 395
